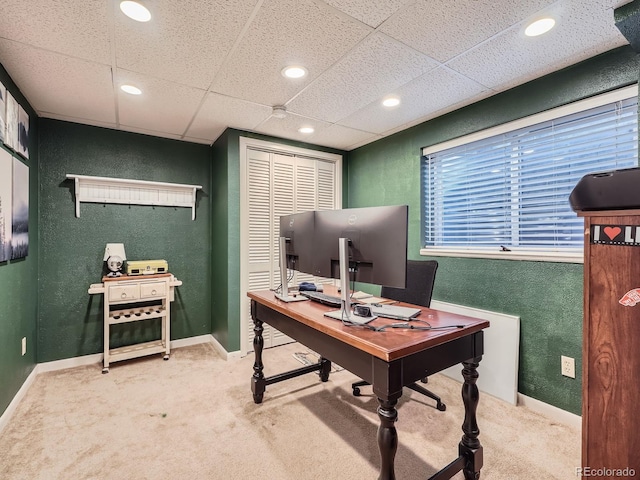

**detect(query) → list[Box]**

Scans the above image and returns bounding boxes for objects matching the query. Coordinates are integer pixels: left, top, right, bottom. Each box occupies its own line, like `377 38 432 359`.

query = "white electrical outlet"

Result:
21 337 26 356
561 355 575 378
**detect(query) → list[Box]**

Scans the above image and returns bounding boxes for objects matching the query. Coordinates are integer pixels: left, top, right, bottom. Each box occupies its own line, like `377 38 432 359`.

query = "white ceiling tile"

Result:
255 111 377 149
254 112 331 140
599 0 634 9
345 134 384 151
187 92 273 140
0 0 112 64
379 0 555 63
116 70 206 136
115 0 260 90
287 32 440 123
381 89 497 138
0 39 115 124
209 0 371 106
183 135 217 145
41 113 117 132
446 1 628 91
0 0 634 151
322 0 410 27
338 67 488 134
118 125 185 142
305 123 379 150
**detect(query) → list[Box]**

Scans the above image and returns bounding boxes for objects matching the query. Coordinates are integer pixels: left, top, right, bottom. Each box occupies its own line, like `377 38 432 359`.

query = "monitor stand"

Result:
324 237 376 324
274 236 308 303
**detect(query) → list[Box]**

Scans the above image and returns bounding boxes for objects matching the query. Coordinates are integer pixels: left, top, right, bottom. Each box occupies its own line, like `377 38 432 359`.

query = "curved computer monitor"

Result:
313 205 408 289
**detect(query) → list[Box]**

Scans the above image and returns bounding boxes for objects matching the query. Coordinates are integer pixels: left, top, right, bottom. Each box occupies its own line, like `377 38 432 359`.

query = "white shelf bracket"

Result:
66 174 203 220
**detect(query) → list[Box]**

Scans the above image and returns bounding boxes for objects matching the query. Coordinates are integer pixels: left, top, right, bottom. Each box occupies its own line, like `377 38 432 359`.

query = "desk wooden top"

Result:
248 287 490 362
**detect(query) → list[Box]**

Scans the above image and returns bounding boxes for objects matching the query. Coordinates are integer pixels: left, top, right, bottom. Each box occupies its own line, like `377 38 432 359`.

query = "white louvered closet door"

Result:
244 148 338 353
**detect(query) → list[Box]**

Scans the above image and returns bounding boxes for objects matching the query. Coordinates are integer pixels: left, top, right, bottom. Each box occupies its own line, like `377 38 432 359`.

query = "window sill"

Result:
419 247 583 264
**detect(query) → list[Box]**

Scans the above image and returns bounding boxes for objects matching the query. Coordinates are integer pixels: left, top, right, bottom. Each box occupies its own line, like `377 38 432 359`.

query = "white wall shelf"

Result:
66 174 202 220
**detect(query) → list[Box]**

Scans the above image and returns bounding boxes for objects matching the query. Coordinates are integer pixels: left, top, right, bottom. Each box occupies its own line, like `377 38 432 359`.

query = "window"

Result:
421 86 638 262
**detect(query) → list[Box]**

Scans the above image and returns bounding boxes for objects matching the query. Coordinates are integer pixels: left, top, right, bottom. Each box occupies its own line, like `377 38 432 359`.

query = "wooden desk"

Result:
248 289 489 480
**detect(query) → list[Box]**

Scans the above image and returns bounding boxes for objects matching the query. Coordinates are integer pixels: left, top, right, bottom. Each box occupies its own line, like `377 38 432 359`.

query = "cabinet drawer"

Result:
140 282 166 299
109 284 140 302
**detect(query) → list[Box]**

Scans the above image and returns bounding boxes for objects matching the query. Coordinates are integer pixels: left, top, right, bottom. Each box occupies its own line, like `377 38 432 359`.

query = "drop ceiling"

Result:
0 0 632 151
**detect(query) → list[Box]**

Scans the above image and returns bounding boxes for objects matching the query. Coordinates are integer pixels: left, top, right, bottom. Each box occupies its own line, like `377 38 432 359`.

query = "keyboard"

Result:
300 291 343 308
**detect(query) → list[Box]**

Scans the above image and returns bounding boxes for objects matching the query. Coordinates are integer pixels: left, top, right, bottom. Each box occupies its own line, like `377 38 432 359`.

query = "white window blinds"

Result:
422 91 638 252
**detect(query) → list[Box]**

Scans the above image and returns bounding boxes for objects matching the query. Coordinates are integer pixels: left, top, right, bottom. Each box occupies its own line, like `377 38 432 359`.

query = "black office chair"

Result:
351 260 446 411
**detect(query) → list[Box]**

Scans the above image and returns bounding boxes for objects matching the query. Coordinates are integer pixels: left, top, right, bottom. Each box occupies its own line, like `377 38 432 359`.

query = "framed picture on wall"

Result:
18 104 29 159
0 148 12 262
11 157 28 259
0 81 6 145
6 92 18 151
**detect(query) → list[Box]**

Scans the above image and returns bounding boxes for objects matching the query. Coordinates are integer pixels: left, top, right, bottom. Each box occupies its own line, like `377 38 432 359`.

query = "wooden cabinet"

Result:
579 210 640 477
89 273 182 373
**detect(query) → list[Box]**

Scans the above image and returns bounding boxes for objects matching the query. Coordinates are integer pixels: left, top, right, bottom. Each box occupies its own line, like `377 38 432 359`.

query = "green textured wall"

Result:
0 66 39 417
37 120 212 362
210 130 231 349
347 46 640 415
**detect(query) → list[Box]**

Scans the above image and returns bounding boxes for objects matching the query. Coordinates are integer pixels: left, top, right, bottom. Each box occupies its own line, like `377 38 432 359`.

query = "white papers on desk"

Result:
351 291 393 304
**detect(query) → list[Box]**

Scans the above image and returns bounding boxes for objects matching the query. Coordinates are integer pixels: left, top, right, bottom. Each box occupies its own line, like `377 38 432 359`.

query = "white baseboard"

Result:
37 352 103 373
172 334 215 350
517 392 582 430
209 334 243 360
172 334 240 360
0 366 38 435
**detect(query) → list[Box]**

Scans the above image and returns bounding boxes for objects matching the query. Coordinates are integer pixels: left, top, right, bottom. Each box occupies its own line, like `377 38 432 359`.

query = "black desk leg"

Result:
319 357 331 382
376 398 399 480
251 318 266 404
460 357 483 480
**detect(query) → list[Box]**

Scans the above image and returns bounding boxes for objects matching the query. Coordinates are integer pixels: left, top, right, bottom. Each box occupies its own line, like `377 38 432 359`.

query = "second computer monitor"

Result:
278 210 316 276
313 205 408 289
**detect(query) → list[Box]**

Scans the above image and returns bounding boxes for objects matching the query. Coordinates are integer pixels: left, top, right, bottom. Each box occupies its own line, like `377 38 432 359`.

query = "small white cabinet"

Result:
88 273 182 373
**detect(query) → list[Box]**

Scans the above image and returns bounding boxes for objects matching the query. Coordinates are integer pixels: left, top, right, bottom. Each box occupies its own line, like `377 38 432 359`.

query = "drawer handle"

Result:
121 293 127 299
151 289 157 295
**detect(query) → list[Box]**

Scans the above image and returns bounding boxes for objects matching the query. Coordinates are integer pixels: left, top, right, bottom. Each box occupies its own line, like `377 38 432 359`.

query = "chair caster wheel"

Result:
352 387 361 396
437 403 446 411
163 355 170 361
102 368 109 374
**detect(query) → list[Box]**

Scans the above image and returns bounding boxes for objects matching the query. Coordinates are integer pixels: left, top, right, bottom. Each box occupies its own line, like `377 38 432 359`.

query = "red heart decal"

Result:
604 226 621 240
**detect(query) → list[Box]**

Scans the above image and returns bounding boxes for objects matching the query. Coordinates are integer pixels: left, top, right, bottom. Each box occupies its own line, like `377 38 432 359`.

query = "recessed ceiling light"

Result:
282 66 307 79
120 1 151 22
298 126 314 134
121 84 142 95
525 17 555 37
382 97 400 107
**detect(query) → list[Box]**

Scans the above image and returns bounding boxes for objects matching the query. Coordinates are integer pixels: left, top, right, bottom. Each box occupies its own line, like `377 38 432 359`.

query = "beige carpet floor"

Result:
0 342 580 479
